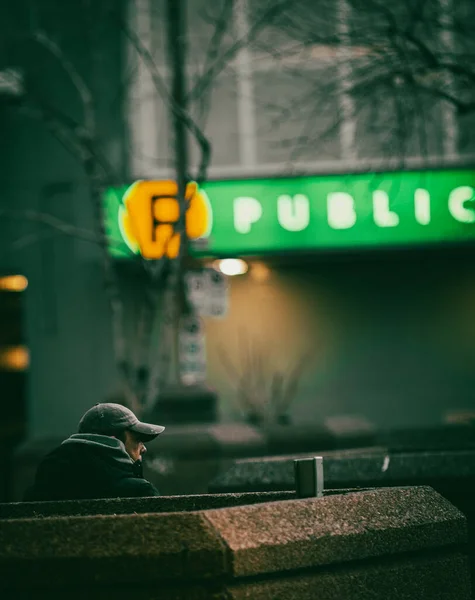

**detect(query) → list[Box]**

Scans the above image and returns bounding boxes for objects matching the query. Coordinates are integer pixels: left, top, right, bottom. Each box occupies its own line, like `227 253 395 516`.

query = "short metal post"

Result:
294 457 324 498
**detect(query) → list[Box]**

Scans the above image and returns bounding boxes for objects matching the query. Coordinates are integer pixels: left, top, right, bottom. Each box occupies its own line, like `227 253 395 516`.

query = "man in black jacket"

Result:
24 403 165 501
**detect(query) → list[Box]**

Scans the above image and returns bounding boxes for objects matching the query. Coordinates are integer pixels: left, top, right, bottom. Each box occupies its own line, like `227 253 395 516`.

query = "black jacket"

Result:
24 433 159 501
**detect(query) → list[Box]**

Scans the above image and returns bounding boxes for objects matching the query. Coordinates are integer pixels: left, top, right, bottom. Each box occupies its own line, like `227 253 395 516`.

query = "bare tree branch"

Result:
188 0 294 104
11 230 59 251
32 30 95 135
217 0 475 167
0 208 110 244
113 11 211 183
194 0 234 128
17 102 87 161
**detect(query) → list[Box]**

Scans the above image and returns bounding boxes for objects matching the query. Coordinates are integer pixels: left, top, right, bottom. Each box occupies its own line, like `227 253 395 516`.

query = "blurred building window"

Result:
128 0 468 179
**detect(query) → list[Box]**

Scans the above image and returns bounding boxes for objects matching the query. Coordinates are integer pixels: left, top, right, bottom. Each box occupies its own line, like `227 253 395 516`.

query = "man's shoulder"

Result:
115 476 160 497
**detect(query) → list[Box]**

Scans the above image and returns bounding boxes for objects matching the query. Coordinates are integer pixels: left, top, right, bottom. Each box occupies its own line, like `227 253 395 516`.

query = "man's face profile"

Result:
123 430 147 462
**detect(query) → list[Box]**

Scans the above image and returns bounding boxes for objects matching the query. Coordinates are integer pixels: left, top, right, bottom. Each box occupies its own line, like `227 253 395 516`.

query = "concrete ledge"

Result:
0 486 470 599
208 449 475 493
224 553 470 600
0 491 297 519
203 486 466 577
207 450 475 596
0 511 226 585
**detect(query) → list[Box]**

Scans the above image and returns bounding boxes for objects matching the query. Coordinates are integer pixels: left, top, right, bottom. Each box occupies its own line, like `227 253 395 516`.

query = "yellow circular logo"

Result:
119 180 212 259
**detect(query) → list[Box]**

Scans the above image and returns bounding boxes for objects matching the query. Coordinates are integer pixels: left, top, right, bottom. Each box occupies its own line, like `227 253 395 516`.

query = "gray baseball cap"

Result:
78 403 165 440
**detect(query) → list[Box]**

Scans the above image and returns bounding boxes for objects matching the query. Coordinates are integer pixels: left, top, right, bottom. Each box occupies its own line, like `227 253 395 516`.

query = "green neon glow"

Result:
103 169 475 258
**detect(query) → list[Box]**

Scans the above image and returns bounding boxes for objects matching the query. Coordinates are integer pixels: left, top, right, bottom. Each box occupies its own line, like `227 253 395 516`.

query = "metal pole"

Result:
166 0 189 217
166 0 188 384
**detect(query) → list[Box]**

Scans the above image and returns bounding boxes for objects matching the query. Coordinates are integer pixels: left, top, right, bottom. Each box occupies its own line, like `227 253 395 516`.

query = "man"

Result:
24 403 165 501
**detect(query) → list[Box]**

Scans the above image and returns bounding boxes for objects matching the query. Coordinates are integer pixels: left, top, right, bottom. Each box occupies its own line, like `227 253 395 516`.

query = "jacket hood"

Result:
62 433 134 467
27 432 139 497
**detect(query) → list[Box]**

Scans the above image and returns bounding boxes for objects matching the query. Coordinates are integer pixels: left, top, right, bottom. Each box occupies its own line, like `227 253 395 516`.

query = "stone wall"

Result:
0 491 297 519
0 486 471 599
208 448 475 493
209 448 475 595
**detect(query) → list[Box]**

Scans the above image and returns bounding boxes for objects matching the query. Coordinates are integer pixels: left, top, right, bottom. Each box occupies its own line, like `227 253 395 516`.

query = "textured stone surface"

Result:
203 486 466 577
0 511 226 585
0 486 469 599
208 449 475 493
0 491 296 520
225 553 471 600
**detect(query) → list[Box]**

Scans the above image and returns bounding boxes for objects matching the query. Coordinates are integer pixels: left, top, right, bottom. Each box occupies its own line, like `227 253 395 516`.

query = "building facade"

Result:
0 0 127 446
125 0 475 427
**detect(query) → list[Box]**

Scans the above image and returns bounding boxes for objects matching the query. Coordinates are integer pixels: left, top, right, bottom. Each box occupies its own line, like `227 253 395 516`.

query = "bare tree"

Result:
201 0 475 168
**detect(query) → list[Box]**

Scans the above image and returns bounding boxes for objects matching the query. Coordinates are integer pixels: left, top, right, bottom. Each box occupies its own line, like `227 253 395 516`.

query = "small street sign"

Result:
185 268 229 318
178 315 206 385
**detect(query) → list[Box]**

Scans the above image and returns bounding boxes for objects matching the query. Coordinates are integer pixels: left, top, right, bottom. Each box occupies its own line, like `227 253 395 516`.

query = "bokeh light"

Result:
0 275 28 292
215 259 248 276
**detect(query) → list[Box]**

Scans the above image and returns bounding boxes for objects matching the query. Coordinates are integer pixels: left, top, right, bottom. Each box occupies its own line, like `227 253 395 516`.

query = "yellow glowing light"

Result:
0 346 29 371
250 262 270 282
215 258 248 276
119 180 212 260
0 275 28 292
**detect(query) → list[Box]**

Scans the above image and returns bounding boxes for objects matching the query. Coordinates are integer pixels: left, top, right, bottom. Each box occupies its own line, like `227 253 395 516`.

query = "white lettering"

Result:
234 197 263 234
373 190 399 227
277 194 310 231
414 188 431 225
448 186 475 223
327 192 357 229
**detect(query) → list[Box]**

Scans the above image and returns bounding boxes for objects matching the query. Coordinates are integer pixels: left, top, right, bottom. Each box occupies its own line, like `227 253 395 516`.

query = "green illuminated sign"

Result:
103 169 475 258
